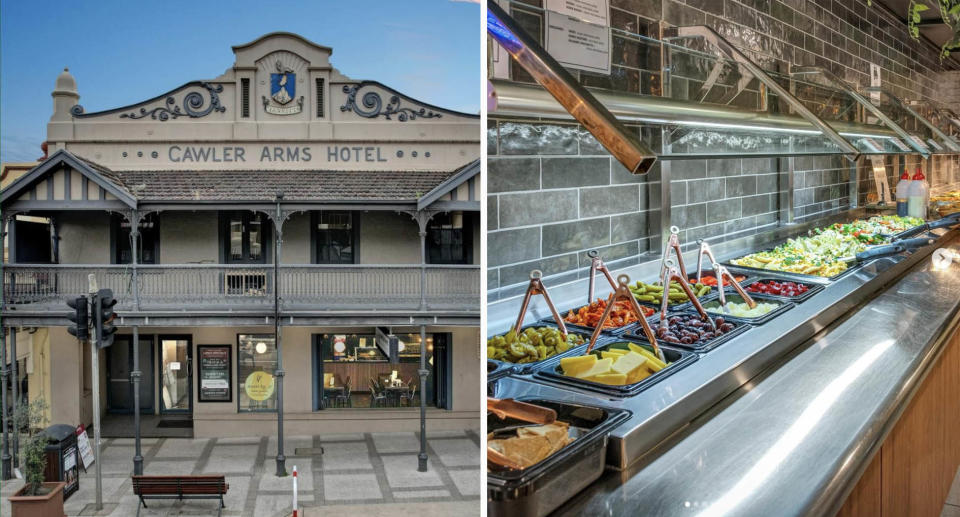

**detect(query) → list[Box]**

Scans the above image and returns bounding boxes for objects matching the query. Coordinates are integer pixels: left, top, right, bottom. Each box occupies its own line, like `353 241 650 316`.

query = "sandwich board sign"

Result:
76 424 95 470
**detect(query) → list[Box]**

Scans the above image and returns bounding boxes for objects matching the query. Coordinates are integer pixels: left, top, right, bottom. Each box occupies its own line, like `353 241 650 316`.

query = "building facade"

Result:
1 33 481 439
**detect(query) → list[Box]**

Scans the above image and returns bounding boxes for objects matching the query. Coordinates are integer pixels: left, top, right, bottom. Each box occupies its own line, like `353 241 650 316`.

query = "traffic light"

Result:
94 289 118 349
66 296 89 340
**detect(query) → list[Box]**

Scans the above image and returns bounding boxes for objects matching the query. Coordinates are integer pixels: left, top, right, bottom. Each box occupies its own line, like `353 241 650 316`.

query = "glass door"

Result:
159 336 192 414
106 336 154 414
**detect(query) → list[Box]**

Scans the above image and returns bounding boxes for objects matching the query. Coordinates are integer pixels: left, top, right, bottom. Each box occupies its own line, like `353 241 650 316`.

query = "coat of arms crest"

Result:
263 60 303 115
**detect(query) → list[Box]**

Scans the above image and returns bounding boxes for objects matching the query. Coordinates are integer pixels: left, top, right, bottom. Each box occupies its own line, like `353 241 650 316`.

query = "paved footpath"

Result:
1 430 481 516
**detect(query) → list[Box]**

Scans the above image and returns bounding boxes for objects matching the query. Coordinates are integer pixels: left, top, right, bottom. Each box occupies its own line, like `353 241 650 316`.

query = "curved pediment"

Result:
336 80 479 122
70 81 228 122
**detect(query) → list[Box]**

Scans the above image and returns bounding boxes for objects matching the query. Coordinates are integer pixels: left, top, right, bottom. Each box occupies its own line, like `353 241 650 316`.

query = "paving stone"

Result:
202 453 258 475
393 489 451 499
99 445 136 474
259 458 313 491
323 472 383 501
107 438 160 446
318 433 366 443
154 438 211 458
209 444 259 457
223 475 252 512
217 436 261 445
321 441 374 471
143 458 200 475
267 435 312 458
254 493 314 517
372 432 420 454
447 469 481 497
424 430 466 439
380 455 443 489
428 438 479 467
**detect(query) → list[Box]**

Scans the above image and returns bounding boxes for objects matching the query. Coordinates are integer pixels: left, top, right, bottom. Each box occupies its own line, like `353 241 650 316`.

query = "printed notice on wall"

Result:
869 156 892 204
490 0 511 79
545 10 611 74
545 0 609 26
198 345 232 402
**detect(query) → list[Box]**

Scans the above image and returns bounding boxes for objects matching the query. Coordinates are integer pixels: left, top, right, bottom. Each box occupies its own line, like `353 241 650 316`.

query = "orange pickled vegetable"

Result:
689 274 745 287
564 299 653 329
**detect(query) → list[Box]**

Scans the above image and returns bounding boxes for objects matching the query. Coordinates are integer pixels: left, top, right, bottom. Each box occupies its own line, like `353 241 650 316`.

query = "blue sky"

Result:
0 0 480 163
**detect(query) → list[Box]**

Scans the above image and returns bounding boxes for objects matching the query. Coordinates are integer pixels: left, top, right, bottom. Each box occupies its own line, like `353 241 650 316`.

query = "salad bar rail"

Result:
488 210 959 472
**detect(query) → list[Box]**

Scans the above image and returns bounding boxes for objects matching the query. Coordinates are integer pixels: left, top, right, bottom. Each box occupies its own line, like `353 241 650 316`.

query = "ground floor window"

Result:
238 334 277 412
313 331 451 410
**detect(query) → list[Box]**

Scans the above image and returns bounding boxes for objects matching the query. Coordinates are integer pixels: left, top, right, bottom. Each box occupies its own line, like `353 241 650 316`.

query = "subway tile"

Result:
487 268 499 292
707 198 742 224
674 203 707 229
499 254 580 288
663 0 706 26
580 241 639 267
499 122 578 155
742 157 776 174
687 178 726 204
687 0 723 16
611 211 650 242
488 196 498 231
669 159 707 180
488 227 541 267
542 157 611 189
487 121 498 156
670 181 687 207
742 193 777 217
757 173 779 194
724 216 758 235
580 185 640 217
610 0 661 19
542 218 611 256
726 175 758 197
498 190 578 228
707 158 741 177
488 157 540 193
687 222 725 243
612 159 656 184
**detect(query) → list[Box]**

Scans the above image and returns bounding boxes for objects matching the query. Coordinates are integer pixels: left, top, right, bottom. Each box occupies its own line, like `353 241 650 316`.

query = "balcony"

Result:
2 264 480 314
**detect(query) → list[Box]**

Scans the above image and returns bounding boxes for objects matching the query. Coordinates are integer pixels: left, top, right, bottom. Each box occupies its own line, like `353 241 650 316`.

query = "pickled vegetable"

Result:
630 280 710 306
486 327 585 364
704 299 780 318
689 273 745 287
564 299 653 329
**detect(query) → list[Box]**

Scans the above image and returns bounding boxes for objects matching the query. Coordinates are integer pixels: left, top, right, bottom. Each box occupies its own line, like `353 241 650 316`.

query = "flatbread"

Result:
488 422 573 469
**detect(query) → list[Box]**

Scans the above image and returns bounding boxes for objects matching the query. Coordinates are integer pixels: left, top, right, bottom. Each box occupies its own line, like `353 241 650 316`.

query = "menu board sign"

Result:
198 345 232 402
63 444 79 496
76 425 94 470
545 10 611 74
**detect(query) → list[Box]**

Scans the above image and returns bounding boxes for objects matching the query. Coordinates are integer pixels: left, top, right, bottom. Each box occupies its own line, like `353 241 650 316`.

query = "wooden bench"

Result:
131 475 229 517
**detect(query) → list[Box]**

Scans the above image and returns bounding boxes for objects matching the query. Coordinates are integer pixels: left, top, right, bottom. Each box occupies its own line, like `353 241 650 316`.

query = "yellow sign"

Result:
244 371 275 401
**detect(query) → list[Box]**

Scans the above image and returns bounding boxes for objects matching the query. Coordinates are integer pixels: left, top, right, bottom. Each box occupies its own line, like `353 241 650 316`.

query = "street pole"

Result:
418 324 428 472
274 196 286 477
1 327 11 480
10 328 17 470
132 326 143 475
88 275 102 511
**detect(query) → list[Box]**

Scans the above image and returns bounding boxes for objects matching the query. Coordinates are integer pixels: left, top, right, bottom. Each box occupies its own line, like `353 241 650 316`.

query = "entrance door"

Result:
106 336 155 414
159 336 192 414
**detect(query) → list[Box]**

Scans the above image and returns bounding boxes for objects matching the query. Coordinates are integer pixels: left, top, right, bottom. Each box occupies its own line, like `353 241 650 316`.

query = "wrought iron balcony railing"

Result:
2 263 480 313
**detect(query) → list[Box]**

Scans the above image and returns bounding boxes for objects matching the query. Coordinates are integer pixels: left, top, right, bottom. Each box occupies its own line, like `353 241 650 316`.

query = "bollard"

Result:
292 465 298 517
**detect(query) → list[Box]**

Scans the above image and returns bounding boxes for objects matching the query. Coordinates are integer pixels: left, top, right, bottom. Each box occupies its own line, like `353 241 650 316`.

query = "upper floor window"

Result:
221 212 269 263
312 211 355 264
112 213 159 264
427 212 471 264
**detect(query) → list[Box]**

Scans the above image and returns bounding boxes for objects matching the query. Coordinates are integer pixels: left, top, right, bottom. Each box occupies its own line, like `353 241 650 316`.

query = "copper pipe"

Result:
513 270 567 338
587 275 661 361
487 1 656 174
587 250 617 303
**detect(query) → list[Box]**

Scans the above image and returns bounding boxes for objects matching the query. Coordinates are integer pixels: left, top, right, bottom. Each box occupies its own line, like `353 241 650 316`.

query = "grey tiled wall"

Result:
487 0 956 294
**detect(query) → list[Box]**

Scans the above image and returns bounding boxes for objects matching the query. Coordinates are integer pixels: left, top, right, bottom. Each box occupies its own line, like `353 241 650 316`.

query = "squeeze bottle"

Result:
895 169 911 216
907 167 928 219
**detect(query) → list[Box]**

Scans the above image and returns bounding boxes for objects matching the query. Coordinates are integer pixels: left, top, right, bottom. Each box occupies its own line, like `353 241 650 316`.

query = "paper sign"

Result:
169 362 181 371
491 0 511 79
545 10 611 74
546 0 609 26
870 63 881 103
76 425 95 470
869 156 892 204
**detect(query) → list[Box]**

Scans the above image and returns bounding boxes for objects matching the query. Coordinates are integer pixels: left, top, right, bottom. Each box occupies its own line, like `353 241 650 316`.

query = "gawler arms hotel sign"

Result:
49 32 478 172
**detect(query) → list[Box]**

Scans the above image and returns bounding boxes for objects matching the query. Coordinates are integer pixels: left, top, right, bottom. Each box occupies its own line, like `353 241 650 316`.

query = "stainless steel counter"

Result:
546 235 960 516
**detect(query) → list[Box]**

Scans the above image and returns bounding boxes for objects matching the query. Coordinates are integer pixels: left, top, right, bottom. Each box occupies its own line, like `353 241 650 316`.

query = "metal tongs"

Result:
713 262 756 312
660 259 716 332
693 239 719 285
513 270 567 339
586 274 663 362
487 397 558 470
587 250 617 303
660 226 689 281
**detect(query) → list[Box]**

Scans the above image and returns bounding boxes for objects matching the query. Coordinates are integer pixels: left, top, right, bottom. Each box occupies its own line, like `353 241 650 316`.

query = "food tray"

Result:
627 313 751 353
487 399 630 517
488 360 513 383
701 293 795 326
721 258 853 283
541 301 650 336
737 276 825 303
486 323 602 375
531 337 697 398
635 290 720 315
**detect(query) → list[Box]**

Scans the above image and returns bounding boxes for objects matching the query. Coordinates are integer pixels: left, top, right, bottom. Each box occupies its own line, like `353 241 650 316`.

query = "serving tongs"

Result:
840 237 935 264
712 262 756 312
513 270 567 339
660 226 689 281
587 250 617 303
487 397 558 470
659 259 716 332
586 274 663 361
693 239 719 284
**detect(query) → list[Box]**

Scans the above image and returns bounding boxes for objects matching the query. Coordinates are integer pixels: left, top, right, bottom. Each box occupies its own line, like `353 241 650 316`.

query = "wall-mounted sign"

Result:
545 10 611 75
198 345 232 402
869 156 892 204
546 0 609 26
244 370 275 402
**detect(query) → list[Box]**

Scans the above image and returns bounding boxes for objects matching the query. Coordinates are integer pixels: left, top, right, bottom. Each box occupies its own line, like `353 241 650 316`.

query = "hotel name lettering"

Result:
167 145 392 163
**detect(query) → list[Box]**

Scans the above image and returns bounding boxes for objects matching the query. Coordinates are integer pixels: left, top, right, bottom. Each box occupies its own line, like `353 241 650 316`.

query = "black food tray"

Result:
700 293 795 326
721 258 854 283
737 277 825 303
488 399 630 517
531 337 697 398
635 290 719 314
488 360 513 383
541 302 647 336
627 313 751 353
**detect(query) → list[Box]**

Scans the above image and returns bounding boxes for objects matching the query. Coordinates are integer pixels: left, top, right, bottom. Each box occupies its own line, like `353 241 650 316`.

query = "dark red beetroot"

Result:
652 314 735 345
745 280 810 297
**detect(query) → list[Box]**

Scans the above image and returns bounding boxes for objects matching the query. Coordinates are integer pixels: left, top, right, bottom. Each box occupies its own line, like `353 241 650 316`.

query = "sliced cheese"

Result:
573 357 612 379
559 355 597 377
588 373 628 385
